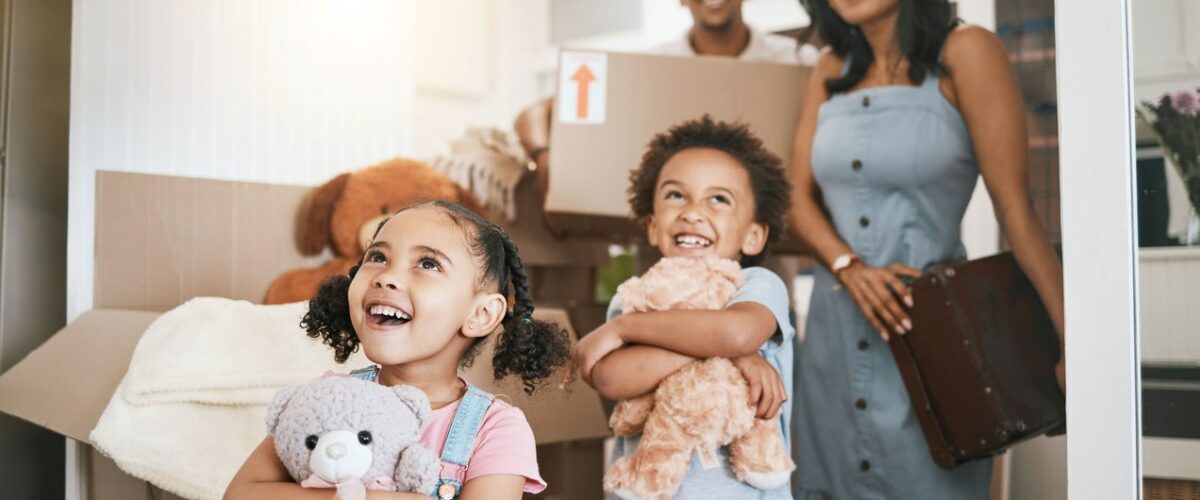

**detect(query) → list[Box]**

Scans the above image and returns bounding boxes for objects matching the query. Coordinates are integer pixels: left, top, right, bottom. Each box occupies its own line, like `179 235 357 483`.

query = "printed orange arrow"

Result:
571 64 597 119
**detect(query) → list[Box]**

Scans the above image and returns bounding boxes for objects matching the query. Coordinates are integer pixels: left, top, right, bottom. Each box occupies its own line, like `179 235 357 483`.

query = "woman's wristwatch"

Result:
830 253 861 277
527 146 549 171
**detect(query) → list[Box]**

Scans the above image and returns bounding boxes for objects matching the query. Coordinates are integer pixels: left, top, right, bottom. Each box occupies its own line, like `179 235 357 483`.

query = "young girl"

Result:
225 200 571 500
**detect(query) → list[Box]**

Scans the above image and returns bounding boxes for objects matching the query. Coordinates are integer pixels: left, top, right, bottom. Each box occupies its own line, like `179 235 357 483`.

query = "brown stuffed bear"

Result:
603 257 796 500
264 158 485 304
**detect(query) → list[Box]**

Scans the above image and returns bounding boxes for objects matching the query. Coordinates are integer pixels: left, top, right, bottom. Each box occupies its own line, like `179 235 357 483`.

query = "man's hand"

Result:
731 353 786 419
575 319 626 385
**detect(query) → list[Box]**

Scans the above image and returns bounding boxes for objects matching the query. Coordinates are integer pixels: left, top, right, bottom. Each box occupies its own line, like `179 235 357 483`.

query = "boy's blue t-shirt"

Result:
604 266 796 499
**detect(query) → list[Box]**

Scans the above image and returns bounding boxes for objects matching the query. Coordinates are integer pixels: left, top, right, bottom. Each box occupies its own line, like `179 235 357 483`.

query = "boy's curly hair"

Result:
301 200 571 395
628 114 792 266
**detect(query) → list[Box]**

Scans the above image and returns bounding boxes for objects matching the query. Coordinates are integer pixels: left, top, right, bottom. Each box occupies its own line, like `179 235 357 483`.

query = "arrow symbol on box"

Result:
571 64 596 119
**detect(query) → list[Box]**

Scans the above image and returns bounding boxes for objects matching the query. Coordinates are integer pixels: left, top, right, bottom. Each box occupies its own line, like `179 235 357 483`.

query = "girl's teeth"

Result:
369 305 410 320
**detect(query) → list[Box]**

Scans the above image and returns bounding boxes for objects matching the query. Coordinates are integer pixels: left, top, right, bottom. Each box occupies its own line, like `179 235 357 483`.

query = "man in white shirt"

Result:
651 0 817 64
514 0 816 212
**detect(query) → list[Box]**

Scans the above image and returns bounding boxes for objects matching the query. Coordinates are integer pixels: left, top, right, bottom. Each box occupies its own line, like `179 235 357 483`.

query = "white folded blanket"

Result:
90 297 367 500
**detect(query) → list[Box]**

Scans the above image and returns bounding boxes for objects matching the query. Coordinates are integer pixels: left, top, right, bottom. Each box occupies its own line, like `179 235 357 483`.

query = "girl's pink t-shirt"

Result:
419 392 547 494
325 371 546 493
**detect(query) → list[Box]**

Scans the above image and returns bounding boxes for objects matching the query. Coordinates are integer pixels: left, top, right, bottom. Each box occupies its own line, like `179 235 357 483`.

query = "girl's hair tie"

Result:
522 316 533 325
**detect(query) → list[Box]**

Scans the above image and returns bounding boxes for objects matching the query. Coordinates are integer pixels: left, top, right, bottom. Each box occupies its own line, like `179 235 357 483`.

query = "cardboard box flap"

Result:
0 309 159 442
93 171 329 311
93 171 609 315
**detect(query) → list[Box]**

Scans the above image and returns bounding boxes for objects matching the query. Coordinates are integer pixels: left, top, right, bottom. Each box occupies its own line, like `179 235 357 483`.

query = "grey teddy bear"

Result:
266 376 440 496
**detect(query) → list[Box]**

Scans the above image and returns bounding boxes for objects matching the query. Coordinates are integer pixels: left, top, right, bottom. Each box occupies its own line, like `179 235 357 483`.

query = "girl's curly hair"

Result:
301 200 571 394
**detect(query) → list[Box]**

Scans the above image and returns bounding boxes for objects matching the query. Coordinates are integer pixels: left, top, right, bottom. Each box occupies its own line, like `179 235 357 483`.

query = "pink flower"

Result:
1170 89 1200 116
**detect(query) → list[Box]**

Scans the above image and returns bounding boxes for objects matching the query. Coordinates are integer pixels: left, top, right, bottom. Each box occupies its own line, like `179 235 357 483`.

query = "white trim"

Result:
1056 1 1142 499
66 2 89 497
997 451 1012 500
1142 437 1200 480
1139 246 1200 262
65 438 88 500
954 0 997 31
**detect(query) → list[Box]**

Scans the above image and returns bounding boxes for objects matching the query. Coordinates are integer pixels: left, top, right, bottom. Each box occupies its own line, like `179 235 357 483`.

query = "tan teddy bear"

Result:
264 158 485 304
604 257 796 500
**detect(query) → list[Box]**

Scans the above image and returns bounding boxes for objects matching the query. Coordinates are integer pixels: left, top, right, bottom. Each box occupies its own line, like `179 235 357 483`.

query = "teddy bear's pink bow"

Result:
300 474 398 500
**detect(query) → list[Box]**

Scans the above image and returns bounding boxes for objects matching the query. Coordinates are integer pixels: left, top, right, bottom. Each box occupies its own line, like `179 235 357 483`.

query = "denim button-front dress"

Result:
793 64 993 500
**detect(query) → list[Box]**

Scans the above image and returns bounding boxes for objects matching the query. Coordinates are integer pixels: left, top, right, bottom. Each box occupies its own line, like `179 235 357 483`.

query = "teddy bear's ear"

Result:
390 385 433 427
297 173 351 256
265 384 303 433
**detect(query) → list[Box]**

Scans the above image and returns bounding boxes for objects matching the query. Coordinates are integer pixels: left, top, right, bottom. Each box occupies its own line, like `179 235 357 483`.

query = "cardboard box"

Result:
545 50 812 253
0 171 610 499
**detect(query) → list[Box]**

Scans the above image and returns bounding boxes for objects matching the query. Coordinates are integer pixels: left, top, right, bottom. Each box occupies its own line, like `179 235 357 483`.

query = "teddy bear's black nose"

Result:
305 435 318 450
357 431 372 445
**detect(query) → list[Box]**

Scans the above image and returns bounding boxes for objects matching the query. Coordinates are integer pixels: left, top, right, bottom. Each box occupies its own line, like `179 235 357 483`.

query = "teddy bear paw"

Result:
741 469 793 490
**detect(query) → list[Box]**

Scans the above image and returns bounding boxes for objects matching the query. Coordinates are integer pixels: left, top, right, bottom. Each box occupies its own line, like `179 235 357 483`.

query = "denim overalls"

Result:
349 366 495 500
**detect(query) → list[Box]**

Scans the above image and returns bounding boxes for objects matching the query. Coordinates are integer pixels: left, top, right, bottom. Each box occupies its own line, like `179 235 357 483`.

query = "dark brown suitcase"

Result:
889 251 1065 469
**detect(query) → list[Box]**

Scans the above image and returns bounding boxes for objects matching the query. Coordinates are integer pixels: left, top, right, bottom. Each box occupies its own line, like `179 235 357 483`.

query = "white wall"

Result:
1131 0 1200 103
68 0 417 319
410 0 553 159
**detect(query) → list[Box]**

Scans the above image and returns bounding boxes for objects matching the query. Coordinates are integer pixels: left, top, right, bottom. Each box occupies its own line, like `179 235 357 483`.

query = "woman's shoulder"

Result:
813 48 845 79
942 24 1007 71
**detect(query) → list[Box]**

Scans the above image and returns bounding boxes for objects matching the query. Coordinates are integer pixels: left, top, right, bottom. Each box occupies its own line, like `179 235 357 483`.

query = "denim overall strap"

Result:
431 384 495 500
348 365 379 382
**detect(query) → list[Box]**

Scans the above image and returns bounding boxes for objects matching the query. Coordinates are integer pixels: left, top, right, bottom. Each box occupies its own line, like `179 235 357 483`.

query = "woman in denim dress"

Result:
787 0 1066 498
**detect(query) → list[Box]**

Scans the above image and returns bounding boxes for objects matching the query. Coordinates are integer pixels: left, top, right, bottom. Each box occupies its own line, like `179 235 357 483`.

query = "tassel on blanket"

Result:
431 128 530 221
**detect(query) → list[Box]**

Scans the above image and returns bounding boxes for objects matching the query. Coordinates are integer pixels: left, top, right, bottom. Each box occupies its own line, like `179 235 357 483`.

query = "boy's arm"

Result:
576 302 778 381
587 345 696 400
591 346 786 420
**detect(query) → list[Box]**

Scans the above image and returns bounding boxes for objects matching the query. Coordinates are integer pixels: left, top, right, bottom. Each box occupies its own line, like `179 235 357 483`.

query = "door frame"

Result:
1056 0 1142 498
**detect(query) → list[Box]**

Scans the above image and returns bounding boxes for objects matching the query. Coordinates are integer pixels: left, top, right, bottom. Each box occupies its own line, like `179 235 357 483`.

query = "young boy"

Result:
576 115 795 499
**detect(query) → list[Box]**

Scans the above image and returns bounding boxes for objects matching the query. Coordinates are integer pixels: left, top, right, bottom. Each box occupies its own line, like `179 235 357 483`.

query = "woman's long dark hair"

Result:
799 0 959 94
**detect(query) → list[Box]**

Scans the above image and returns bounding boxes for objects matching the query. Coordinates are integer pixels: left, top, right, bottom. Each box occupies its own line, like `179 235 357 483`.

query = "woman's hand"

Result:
731 354 787 419
837 262 922 341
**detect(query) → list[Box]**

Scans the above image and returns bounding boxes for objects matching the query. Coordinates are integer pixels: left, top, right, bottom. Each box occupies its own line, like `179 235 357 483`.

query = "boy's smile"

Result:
647 147 766 262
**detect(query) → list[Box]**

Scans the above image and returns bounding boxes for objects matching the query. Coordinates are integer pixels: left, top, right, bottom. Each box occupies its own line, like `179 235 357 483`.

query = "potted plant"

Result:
1138 87 1200 245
